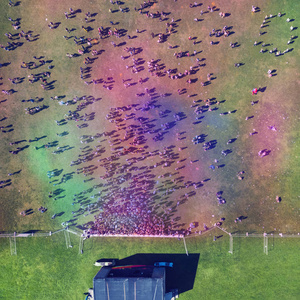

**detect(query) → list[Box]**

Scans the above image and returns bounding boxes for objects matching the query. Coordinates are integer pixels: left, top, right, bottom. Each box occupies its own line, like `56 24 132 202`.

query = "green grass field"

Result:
0 233 299 300
0 0 299 299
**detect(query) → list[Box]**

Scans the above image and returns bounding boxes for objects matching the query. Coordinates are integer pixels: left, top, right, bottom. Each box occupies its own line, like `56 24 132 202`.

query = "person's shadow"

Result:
25 208 34 215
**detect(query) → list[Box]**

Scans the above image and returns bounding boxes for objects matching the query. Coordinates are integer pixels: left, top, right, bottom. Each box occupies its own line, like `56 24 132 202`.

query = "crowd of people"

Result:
53 1 236 236
1 1 292 236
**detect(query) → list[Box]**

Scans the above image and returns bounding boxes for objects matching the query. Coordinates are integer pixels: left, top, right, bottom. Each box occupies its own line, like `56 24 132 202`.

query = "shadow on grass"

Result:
23 229 40 234
259 86 267 93
116 253 200 294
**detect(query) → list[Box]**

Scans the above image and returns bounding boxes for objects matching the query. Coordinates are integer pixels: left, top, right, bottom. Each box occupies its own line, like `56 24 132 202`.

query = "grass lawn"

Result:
0 232 299 300
0 0 299 299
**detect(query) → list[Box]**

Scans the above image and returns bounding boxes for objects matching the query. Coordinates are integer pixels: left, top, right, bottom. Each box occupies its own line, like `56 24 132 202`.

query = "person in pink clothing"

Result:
252 88 258 95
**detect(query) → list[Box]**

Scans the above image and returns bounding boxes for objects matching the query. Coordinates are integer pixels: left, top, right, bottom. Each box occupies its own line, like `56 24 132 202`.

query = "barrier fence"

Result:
1 226 299 256
184 226 300 255
228 232 300 255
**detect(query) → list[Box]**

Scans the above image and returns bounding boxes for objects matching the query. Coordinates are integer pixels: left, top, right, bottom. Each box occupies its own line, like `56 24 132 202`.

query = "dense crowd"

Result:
1 1 292 235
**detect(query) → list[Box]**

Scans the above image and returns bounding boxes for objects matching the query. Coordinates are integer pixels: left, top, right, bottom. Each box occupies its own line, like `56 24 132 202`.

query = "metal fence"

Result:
1 226 299 256
0 227 83 255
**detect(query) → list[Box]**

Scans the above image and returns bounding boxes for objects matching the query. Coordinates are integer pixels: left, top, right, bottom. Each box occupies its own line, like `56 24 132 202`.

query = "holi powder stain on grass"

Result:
0 0 299 236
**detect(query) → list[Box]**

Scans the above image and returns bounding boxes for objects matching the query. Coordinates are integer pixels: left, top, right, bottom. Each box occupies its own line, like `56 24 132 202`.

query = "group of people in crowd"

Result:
1 0 290 236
